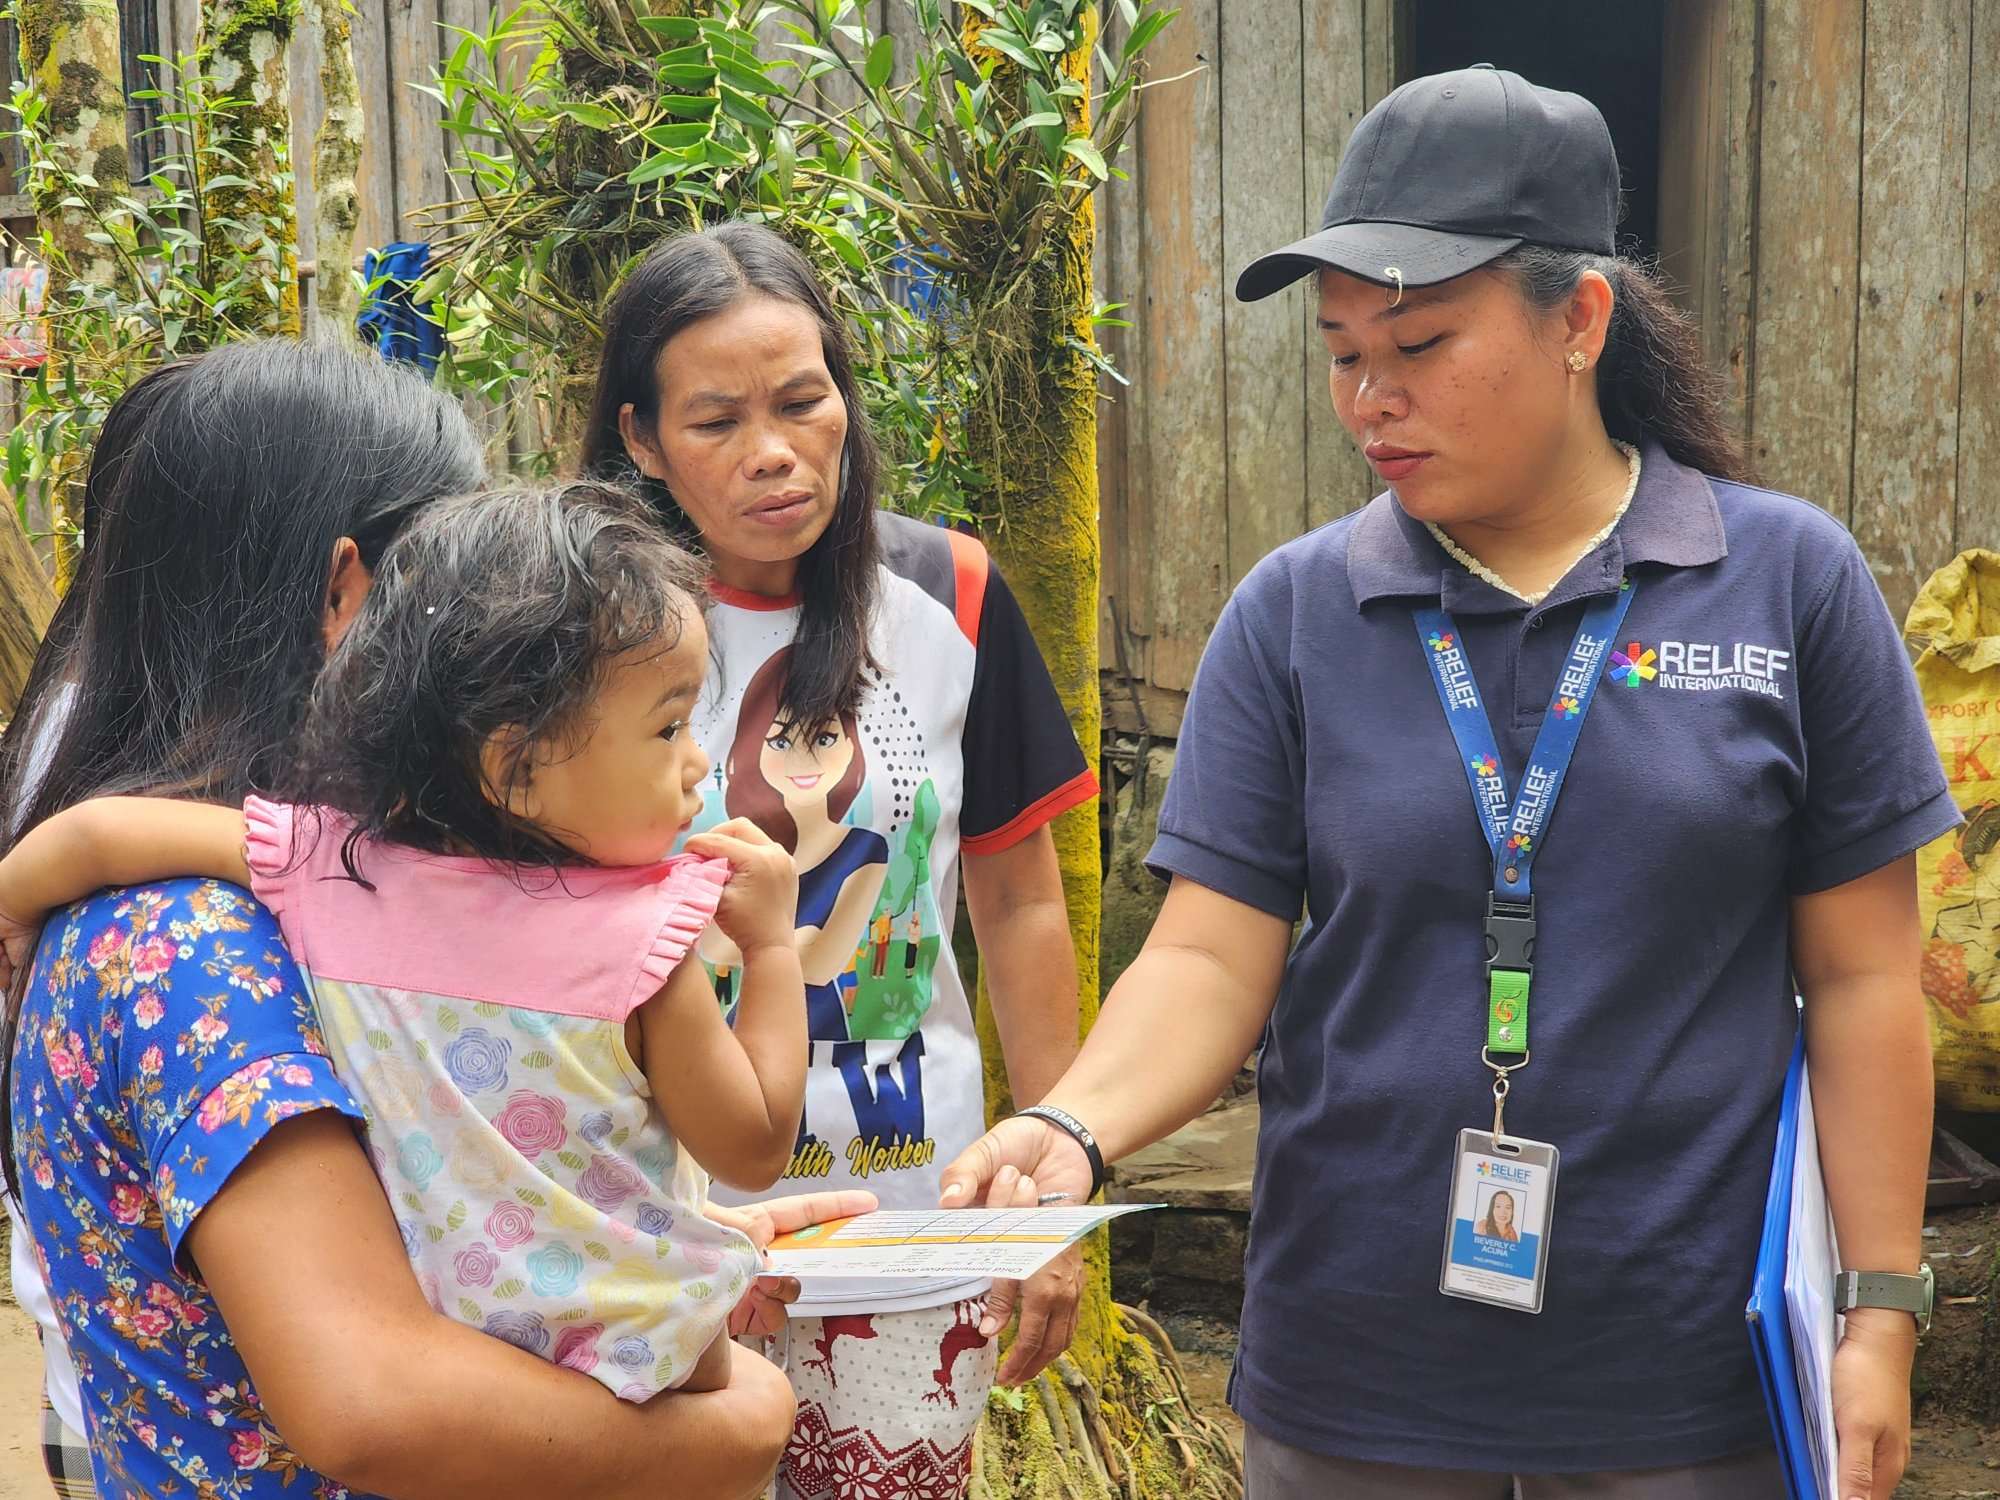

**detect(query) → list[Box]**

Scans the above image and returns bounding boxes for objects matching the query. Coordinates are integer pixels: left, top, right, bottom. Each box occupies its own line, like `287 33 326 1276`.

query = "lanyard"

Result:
1413 579 1636 1130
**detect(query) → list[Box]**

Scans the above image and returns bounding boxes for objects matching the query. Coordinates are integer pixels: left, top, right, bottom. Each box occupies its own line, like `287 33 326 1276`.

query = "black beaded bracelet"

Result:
1013 1105 1106 1199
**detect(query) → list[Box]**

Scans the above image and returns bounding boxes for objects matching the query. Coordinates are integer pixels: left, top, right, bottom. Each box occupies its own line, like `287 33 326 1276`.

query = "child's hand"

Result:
685 819 799 959
710 1190 878 1337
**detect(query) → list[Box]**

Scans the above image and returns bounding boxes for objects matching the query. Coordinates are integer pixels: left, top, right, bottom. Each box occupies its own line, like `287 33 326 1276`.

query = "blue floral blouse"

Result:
11 880 367 1498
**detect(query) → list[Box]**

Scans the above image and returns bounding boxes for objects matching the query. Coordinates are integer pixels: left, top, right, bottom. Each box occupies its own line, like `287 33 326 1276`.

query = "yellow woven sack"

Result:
1909 549 2000 1109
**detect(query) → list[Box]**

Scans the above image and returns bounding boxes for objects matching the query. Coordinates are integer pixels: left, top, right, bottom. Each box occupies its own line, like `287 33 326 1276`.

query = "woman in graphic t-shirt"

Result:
584 221 1096 1500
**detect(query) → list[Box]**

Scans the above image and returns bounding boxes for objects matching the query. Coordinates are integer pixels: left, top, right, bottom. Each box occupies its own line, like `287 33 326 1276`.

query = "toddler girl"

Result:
0 481 807 1400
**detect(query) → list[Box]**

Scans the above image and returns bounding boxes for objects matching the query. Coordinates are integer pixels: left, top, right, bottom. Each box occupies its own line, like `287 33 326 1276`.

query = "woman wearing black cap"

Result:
941 66 1951 1499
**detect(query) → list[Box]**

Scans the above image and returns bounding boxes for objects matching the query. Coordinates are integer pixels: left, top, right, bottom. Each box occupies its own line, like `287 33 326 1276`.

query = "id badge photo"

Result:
1440 1129 1559 1314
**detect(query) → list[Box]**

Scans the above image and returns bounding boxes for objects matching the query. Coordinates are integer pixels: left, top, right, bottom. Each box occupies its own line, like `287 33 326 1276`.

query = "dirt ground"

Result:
4 1238 2000 1498
1152 1221 2000 1500
0 1295 47 1498
1896 1198 2000 1498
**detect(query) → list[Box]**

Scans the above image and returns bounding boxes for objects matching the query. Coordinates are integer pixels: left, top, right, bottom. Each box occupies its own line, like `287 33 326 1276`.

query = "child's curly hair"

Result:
291 479 709 877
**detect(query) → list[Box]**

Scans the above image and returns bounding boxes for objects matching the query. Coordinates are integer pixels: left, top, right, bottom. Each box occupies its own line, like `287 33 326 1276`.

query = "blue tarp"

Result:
357 242 444 373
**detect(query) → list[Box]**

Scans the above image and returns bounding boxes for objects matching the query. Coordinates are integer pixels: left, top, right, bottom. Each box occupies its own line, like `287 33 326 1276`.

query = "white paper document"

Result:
765 1205 1159 1281
1783 1070 1840 1500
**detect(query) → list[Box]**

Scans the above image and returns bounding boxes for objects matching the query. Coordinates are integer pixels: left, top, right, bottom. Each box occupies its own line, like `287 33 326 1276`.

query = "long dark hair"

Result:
581 221 880 735
0 358 200 835
0 340 486 840
293 480 710 877
1494 246 1752 485
0 338 483 1191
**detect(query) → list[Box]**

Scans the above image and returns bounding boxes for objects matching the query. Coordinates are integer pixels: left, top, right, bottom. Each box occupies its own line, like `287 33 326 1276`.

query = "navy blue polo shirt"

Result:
1149 441 1959 1472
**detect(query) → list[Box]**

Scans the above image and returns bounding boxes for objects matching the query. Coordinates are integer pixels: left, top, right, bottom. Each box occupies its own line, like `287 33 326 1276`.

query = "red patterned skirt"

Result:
777 1300 996 1500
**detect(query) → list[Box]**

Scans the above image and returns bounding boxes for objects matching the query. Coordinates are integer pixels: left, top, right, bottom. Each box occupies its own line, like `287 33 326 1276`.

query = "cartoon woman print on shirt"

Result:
715 646 889 1041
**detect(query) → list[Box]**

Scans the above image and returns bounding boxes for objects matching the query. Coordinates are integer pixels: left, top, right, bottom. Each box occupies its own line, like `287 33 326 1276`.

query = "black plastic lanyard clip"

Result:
1484 893 1537 974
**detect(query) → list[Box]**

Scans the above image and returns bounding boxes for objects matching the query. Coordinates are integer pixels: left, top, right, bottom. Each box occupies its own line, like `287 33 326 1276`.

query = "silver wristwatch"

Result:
1832 1264 1934 1335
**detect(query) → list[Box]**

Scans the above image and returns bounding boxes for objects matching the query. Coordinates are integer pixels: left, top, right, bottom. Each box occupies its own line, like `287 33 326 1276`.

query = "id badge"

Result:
1439 1129 1559 1313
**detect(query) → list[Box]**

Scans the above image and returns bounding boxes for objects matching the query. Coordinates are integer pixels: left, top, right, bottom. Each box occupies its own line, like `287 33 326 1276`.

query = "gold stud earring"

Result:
1567 351 1589 372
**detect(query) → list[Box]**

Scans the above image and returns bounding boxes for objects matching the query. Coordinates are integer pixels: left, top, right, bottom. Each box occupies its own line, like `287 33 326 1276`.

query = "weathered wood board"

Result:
1960 0 2000 554
1219 0 1305 588
1656 0 1758 431
348 0 401 255
1748 0 1864 520
1132 0 1224 694
1849 0 1969 623
1300 0 1392 532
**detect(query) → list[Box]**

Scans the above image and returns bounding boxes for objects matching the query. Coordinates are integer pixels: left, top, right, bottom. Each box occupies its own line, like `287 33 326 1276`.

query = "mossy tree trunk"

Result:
198 0 302 334
17 0 131 564
964 10 1240 1498
17 0 131 286
309 0 363 333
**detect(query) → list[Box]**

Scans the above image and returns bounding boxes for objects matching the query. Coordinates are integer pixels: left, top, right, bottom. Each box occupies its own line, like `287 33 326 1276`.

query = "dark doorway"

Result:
1404 1 1667 264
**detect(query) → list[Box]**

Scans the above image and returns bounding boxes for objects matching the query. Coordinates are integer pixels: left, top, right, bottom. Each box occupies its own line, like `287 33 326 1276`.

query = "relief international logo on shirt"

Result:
1609 641 1659 686
1609 638 1791 699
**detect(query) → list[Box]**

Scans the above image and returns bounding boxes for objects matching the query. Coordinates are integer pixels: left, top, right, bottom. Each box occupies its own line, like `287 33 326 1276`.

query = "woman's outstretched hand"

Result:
938 1115 1096 1385
709 1189 878 1337
938 1115 1094 1212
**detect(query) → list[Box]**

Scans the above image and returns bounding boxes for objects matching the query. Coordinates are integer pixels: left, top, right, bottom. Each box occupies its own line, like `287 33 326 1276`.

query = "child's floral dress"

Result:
242 798 760 1399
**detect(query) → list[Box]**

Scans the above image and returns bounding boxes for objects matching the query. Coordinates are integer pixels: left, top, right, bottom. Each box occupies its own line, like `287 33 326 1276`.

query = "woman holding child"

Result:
0 341 874 1499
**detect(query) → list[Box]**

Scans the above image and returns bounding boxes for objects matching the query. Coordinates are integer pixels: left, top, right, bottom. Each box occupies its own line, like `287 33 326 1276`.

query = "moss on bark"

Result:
310 0 364 331
964 11 1240 1497
198 0 302 333
0 506 57 717
18 0 130 285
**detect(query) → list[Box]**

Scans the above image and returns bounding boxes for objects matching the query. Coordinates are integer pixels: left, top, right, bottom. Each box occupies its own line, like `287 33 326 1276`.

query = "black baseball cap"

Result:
1236 65 1619 303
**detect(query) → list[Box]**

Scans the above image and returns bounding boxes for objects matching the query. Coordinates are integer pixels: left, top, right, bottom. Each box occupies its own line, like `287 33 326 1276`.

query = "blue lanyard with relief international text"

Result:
1413 579 1636 1132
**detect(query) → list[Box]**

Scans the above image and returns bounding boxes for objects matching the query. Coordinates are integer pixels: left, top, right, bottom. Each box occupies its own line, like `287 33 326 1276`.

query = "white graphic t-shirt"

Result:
695 513 1095 1313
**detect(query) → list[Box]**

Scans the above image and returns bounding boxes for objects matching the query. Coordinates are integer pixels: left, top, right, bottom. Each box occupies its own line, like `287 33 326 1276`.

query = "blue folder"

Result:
1744 1030 1824 1500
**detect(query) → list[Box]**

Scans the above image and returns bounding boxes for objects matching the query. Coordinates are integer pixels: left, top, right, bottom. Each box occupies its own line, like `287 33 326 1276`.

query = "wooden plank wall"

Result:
1654 0 1757 426
1097 0 1398 723
1751 0 1992 625
1849 0 1970 619
1961 0 2000 555
1103 0 2000 736
152 0 497 307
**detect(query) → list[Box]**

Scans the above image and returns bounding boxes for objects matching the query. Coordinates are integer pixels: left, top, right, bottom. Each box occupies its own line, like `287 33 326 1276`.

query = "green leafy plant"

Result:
426 0 1171 523
2 39 299 546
